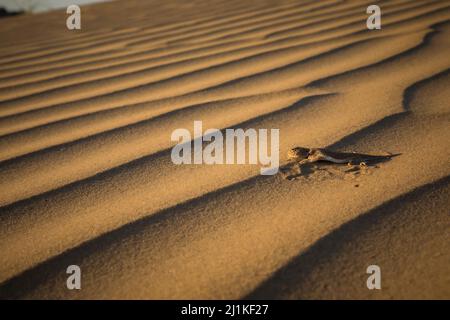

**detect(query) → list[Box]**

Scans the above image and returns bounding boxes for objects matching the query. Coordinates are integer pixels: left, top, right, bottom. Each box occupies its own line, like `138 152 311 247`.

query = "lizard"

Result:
287 147 400 166
282 147 400 179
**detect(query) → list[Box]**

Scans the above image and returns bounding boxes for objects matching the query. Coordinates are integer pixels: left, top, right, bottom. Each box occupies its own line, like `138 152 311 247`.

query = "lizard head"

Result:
287 147 310 161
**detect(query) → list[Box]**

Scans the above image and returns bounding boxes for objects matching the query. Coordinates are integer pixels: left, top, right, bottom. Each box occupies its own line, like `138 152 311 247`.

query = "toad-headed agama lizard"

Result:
287 147 400 167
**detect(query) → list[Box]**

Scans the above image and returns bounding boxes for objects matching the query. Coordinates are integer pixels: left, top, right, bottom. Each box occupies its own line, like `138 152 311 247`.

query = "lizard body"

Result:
287 147 400 166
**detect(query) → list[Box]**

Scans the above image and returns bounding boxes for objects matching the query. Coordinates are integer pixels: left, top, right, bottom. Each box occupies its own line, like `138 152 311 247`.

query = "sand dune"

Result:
0 0 448 299
248 176 450 299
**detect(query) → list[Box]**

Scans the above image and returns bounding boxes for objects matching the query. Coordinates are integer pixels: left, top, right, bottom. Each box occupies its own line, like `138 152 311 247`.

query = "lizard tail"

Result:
385 152 402 158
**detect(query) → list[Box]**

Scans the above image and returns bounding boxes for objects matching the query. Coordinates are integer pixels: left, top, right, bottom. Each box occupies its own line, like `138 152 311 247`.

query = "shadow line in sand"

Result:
402 67 450 111
307 18 450 89
0 166 273 299
0 92 333 211
245 175 450 299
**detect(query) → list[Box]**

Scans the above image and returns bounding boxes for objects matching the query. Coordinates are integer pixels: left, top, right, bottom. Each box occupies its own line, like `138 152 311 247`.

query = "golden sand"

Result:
0 0 448 299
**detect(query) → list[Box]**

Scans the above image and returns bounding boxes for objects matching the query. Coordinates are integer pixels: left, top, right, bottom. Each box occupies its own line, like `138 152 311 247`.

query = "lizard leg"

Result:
292 159 312 175
359 161 368 169
298 159 311 166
